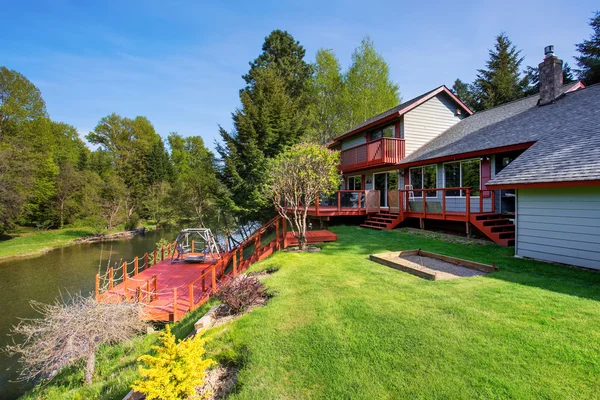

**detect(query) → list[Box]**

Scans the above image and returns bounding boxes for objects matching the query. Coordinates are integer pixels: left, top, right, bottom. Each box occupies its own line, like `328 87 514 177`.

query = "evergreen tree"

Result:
451 79 477 110
218 30 313 222
344 36 400 128
575 11 600 85
307 49 345 144
471 33 528 110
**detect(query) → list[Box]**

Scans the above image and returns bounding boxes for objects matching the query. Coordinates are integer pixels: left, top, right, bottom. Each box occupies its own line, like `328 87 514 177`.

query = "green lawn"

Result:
205 225 600 399
19 226 600 399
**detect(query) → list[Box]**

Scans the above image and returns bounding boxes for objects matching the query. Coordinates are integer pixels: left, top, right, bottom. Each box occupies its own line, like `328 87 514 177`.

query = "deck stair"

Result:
360 211 405 231
470 214 515 246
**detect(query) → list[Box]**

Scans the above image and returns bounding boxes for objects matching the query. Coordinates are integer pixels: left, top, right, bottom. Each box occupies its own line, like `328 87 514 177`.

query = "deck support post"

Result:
466 222 472 238
419 218 425 230
134 257 139 276
191 240 195 254
95 274 100 301
173 288 178 321
442 190 446 219
123 262 128 301
108 267 114 290
189 284 194 311
211 266 216 292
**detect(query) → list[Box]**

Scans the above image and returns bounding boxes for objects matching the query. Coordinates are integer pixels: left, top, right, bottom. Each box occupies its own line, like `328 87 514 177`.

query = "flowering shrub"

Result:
133 325 215 400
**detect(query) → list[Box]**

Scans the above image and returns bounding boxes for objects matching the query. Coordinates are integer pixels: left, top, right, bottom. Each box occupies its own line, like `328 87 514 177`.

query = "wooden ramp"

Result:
96 217 337 322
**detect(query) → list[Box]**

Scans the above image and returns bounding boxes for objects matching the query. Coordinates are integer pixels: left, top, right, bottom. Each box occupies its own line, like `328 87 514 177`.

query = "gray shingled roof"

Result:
398 82 600 185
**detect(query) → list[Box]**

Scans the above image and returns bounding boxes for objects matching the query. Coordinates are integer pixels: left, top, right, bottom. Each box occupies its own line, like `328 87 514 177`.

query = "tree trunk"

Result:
59 200 64 229
84 348 96 384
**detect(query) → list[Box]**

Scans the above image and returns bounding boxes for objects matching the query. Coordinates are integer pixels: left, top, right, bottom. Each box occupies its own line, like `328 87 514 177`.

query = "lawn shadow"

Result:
327 226 600 302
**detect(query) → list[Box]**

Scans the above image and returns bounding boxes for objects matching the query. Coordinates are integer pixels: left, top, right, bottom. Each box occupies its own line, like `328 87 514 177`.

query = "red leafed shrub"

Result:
216 274 267 314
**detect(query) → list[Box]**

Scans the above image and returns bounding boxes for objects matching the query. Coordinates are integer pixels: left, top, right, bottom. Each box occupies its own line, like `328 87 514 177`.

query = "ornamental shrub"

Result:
216 274 267 314
132 325 215 400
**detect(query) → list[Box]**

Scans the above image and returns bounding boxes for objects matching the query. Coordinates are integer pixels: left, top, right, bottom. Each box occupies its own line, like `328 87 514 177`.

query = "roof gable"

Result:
329 85 472 146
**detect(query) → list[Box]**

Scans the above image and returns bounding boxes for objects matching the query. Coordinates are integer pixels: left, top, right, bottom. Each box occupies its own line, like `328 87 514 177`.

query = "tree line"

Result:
1 12 598 234
0 32 400 235
452 11 600 112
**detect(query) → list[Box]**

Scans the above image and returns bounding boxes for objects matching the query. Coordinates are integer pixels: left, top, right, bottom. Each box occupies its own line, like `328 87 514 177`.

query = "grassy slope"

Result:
20 301 216 400
206 226 600 399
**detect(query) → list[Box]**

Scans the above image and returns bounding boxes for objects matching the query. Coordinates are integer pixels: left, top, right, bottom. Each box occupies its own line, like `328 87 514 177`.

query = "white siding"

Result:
516 187 600 270
403 93 465 156
341 133 366 150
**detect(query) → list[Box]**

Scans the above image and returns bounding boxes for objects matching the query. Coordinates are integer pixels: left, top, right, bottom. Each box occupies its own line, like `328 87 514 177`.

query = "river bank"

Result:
0 224 157 262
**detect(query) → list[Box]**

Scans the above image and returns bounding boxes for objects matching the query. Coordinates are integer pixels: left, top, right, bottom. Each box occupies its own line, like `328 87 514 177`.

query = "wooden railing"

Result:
286 190 381 215
340 138 405 171
388 188 496 219
172 215 287 321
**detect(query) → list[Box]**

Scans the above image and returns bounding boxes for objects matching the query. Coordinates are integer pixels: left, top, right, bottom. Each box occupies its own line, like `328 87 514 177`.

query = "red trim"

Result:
395 121 401 138
397 142 535 169
566 81 585 93
488 180 600 190
329 86 472 147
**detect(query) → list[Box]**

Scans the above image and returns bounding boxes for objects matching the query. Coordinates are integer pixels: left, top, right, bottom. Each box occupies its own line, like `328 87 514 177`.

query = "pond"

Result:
0 226 182 400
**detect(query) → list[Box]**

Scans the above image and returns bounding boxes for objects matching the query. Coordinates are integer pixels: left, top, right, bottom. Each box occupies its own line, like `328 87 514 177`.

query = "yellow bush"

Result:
132 325 216 400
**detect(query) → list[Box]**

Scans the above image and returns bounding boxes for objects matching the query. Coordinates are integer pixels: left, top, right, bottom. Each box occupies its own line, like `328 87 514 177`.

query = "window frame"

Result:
347 175 362 191
368 124 395 142
442 159 481 197
408 164 438 198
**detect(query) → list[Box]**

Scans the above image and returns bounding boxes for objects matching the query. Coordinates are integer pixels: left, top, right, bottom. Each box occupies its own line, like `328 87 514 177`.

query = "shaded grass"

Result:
20 300 217 400
204 225 600 399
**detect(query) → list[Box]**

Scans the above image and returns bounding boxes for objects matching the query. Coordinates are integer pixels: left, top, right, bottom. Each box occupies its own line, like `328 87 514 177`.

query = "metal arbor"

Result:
171 228 221 264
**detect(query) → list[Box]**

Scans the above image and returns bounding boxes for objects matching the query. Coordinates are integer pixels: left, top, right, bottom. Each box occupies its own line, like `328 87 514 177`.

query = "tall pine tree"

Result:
471 33 528 111
217 30 313 222
575 11 600 85
451 79 477 111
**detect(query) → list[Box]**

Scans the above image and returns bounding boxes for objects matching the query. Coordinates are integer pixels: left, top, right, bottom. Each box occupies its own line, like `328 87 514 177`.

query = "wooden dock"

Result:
97 218 337 322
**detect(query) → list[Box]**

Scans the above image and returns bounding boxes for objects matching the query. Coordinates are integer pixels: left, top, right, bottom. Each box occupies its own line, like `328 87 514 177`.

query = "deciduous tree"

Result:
267 144 340 250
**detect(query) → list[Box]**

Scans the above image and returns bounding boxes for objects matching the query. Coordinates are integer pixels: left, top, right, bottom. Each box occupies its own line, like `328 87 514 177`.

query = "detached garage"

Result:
516 187 600 270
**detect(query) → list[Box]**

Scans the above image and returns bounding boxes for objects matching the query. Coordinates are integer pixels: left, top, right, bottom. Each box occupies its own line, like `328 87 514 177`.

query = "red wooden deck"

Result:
98 227 337 321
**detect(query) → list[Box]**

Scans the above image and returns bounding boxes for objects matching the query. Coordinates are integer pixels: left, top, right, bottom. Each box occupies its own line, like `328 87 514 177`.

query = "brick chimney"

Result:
538 45 563 105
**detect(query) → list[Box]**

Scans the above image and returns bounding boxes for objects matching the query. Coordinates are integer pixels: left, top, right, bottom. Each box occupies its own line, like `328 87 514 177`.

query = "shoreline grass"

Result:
0 222 158 261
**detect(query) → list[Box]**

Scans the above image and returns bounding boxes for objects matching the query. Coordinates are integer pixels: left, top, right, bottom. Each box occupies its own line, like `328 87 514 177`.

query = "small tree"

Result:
267 143 340 250
133 325 215 400
5 293 147 384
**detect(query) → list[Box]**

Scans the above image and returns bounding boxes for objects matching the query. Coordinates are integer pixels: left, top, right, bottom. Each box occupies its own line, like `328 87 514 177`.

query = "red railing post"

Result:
442 189 446 219
161 246 165 261
315 195 320 215
211 266 216 292
153 249 157 266
95 274 100 301
123 262 128 301
233 250 238 276
173 288 178 321
108 267 114 290
144 252 148 271
153 274 158 299
492 190 496 213
145 279 151 303
466 188 471 221
479 190 484 214
423 190 427 218
134 256 139 276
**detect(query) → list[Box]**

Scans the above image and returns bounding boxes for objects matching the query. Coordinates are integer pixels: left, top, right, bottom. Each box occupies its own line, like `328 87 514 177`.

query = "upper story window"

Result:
443 159 480 196
369 124 395 141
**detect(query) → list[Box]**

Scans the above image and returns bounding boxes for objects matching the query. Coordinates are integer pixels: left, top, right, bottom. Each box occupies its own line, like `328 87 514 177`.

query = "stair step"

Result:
482 219 510 226
490 224 515 232
360 224 385 230
499 232 516 239
475 214 503 221
370 217 397 222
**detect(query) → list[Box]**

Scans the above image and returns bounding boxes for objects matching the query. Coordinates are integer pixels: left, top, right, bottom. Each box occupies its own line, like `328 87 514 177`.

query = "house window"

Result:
347 175 362 190
369 124 395 141
409 165 437 197
444 159 480 196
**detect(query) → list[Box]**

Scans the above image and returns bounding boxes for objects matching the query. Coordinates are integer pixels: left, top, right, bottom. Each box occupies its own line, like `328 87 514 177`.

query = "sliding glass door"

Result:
373 171 399 207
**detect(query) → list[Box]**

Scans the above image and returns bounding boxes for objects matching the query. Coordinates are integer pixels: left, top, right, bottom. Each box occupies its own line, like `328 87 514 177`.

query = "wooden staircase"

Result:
360 211 405 231
470 214 515 247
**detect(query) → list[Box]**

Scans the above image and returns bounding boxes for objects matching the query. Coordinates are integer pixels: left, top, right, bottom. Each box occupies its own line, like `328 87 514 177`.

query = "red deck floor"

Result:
102 230 337 321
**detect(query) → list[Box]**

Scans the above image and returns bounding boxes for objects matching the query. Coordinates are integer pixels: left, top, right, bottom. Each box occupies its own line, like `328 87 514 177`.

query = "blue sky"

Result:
2 0 597 150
